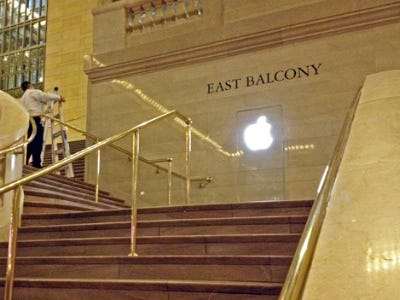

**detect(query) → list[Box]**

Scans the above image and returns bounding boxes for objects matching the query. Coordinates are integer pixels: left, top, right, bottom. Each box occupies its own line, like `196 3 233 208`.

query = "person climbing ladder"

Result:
20 81 65 169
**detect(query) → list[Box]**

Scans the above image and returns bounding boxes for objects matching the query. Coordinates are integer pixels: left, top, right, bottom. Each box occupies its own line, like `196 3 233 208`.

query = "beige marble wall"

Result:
0 92 28 241
86 1 400 205
45 0 98 141
302 70 400 299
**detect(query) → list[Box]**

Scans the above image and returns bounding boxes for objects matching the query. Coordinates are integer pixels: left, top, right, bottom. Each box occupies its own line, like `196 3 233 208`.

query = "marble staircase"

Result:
0 167 313 299
43 140 86 181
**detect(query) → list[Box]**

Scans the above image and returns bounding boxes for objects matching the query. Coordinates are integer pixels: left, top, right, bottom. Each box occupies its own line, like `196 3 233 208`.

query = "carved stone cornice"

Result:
86 2 400 83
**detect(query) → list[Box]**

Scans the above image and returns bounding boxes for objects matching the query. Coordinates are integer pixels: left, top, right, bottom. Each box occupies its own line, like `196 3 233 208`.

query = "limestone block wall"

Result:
85 0 400 206
45 0 98 141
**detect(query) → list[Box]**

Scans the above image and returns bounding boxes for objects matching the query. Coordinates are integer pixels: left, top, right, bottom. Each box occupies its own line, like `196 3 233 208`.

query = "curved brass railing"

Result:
279 89 362 299
0 110 193 300
0 117 37 157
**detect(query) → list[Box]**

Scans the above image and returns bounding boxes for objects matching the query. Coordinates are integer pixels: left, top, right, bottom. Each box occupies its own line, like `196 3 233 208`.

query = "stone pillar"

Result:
0 91 29 241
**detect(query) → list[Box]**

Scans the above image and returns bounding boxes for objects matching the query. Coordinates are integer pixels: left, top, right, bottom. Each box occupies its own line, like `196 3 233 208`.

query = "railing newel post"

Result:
4 185 22 300
130 129 140 257
95 139 101 203
185 119 192 205
167 158 173 206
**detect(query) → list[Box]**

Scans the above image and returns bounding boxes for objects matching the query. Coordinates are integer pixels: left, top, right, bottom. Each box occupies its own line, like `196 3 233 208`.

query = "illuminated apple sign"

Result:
243 116 273 151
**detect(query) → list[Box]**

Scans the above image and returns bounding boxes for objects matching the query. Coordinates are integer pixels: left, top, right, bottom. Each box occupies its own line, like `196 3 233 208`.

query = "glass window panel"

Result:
34 0 40 19
23 60 29 81
38 63 43 82
12 1 19 25
0 0 46 91
0 2 4 28
3 30 9 51
31 21 39 45
8 73 15 89
19 1 26 22
17 26 24 49
27 0 33 20
39 20 45 44
31 56 37 69
6 2 11 26
24 24 30 47
41 0 46 17
30 70 37 83
16 72 22 87
1 72 7 90
16 61 22 72
10 28 17 50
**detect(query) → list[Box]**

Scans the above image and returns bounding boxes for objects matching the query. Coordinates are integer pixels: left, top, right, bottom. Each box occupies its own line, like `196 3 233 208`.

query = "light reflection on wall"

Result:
284 144 315 151
366 246 400 273
86 55 243 157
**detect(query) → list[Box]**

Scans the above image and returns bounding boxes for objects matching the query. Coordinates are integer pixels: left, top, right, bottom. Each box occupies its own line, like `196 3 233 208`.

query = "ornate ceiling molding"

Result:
86 2 400 83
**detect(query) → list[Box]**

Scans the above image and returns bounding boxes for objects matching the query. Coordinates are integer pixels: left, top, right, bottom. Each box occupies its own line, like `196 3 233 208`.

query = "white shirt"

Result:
21 89 61 116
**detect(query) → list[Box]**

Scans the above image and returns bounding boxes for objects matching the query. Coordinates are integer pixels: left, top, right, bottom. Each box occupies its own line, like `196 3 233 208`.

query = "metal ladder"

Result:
43 87 74 178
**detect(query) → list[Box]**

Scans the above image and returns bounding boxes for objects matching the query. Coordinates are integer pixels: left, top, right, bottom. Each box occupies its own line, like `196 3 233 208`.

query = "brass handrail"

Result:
42 114 189 180
147 158 173 206
0 109 192 300
0 110 189 194
279 89 362 299
42 113 196 203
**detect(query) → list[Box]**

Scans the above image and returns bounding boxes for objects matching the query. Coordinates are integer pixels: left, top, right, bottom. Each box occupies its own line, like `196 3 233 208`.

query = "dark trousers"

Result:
27 116 44 168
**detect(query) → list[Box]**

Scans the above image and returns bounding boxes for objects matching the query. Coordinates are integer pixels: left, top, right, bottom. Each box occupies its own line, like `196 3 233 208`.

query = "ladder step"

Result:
53 131 63 138
54 149 64 155
59 165 71 171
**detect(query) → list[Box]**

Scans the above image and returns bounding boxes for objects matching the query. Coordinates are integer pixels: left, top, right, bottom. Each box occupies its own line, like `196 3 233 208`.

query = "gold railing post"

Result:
185 120 192 205
167 158 173 206
4 185 22 300
95 139 101 203
130 129 140 256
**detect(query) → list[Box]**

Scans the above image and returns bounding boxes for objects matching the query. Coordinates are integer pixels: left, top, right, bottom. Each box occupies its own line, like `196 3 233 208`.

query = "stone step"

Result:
21 209 131 226
24 187 125 210
0 234 301 257
139 200 313 220
0 278 281 299
18 215 308 240
23 165 105 196
21 200 313 226
0 255 291 283
23 171 127 208
23 199 94 214
24 177 108 198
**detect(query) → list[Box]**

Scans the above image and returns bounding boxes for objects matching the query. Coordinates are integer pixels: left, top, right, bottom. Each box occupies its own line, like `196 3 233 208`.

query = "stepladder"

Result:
42 88 74 178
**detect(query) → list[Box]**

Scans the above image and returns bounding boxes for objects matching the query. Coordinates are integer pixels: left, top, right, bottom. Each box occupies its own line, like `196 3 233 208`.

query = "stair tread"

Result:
21 199 312 220
0 233 301 248
24 187 126 209
19 215 309 232
8 277 282 294
0 255 293 265
139 199 314 213
23 200 94 212
22 208 130 219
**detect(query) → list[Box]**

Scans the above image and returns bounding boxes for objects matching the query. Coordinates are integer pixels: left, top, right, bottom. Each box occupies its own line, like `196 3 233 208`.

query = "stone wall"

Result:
45 0 98 141
85 0 400 205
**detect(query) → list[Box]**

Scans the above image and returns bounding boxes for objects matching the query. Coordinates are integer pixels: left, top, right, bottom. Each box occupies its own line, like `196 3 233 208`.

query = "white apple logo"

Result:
243 116 273 151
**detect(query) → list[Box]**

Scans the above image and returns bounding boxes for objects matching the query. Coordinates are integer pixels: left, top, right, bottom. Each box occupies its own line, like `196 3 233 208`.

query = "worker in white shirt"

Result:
20 81 65 168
